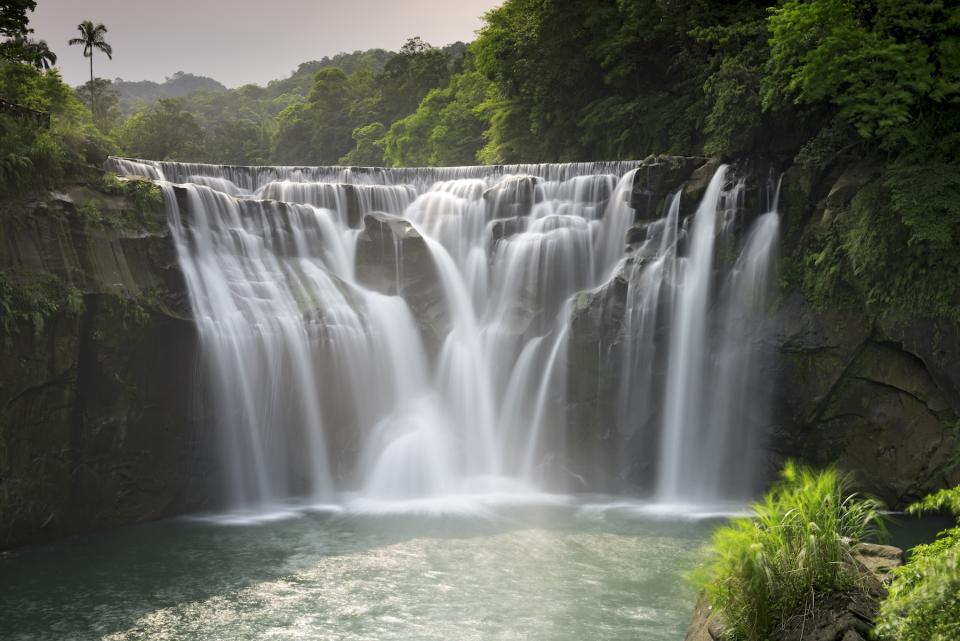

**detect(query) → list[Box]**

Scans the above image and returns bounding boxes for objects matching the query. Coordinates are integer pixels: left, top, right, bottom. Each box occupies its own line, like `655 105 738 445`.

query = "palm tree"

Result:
4 35 57 69
18 36 57 70
29 39 57 70
68 21 112 87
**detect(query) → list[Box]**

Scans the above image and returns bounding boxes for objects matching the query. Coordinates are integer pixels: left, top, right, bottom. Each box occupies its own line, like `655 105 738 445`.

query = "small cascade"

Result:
113 156 780 509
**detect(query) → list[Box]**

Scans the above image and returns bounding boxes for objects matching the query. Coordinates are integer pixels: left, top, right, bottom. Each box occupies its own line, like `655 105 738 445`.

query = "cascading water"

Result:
617 167 781 502
109 156 779 509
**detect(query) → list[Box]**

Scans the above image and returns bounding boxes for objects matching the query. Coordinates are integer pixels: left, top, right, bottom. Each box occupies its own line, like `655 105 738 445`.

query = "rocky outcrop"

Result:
483 175 541 218
0 185 216 549
629 155 711 220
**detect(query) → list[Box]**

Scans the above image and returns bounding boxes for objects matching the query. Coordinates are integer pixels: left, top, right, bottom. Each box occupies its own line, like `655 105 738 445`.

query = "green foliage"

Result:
875 486 960 641
798 164 960 320
886 154 960 247
0 271 84 339
0 0 35 42
0 60 116 198
1 34 56 69
697 17 770 157
112 70 227 114
75 78 122 133
695 462 885 641
472 0 777 162
339 122 386 166
383 69 495 167
378 37 455 124
92 172 164 231
118 98 204 161
75 198 103 226
765 0 960 149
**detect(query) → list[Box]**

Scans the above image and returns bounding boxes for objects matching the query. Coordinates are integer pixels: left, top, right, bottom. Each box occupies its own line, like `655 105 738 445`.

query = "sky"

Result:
30 0 503 88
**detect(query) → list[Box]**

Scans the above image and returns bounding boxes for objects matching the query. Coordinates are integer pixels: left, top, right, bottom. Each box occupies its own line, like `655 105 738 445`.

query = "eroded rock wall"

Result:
0 186 217 549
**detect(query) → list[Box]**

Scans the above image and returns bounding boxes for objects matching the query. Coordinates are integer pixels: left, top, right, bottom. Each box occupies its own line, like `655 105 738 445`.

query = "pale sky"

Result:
30 0 503 88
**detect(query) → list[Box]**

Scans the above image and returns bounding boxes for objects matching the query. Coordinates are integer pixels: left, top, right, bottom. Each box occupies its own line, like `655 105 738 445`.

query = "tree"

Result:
0 0 35 41
378 37 453 124
0 1 46 67
118 98 204 160
763 0 960 150
68 21 111 88
76 77 120 131
383 69 494 167
339 122 386 166
1 34 55 69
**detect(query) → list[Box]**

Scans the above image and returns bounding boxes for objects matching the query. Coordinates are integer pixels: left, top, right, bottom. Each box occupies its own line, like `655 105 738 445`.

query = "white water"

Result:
110 157 779 508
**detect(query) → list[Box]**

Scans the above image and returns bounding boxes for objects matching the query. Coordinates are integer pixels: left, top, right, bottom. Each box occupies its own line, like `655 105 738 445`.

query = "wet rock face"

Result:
354 212 448 354
628 155 711 220
564 268 630 491
765 296 960 507
0 190 217 549
488 216 528 244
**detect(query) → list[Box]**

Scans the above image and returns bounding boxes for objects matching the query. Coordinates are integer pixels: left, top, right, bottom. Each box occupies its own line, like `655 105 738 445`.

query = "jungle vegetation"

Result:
1 0 958 320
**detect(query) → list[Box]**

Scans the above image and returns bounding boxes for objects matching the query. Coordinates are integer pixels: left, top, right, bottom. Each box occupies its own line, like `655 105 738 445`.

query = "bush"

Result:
875 486 960 641
0 271 84 339
694 462 886 641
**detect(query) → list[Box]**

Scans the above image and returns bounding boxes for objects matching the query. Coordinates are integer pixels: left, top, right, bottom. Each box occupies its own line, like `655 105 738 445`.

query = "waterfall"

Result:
615 168 781 503
112 157 779 509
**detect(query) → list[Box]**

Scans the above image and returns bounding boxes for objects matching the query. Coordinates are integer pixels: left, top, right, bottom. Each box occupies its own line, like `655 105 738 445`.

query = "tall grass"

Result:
694 462 886 641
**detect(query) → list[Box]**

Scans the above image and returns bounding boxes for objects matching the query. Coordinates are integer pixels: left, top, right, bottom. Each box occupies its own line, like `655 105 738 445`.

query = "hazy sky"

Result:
31 0 503 88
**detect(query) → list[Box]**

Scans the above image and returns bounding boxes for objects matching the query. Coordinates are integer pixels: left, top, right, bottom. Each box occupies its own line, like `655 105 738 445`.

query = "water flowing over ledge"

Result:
107 156 780 513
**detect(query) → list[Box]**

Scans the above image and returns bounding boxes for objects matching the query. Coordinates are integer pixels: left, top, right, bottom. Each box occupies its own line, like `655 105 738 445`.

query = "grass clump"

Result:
694 462 886 641
875 485 960 641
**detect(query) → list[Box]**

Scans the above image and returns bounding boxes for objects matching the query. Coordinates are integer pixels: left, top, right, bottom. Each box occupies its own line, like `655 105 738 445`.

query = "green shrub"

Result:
0 271 84 339
95 172 165 231
875 486 960 641
695 462 886 641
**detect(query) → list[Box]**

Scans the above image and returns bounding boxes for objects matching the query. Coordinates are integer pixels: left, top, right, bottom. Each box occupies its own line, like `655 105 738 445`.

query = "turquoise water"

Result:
0 497 719 641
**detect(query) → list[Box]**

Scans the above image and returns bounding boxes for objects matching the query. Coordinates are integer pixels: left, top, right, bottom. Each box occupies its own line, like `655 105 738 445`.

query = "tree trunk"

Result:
89 53 96 119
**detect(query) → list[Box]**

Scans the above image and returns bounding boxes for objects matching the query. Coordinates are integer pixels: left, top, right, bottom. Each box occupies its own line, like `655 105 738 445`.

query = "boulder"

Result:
354 212 448 354
629 155 710 220
483 175 541 218
489 216 528 244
